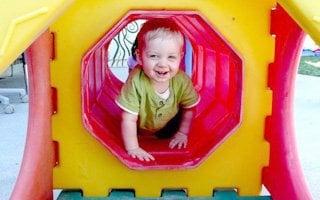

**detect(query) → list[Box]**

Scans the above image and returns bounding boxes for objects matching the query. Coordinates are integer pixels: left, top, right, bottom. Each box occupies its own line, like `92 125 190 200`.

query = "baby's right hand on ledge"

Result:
127 147 155 162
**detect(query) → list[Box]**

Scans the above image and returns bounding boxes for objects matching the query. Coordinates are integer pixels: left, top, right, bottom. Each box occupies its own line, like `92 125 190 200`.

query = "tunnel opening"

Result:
81 11 242 169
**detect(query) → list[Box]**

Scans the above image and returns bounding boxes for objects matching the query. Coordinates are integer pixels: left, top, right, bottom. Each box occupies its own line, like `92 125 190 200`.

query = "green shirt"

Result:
116 67 199 132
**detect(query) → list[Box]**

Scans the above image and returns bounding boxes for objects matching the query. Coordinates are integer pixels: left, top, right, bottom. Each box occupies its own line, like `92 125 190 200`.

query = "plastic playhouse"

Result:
0 0 319 199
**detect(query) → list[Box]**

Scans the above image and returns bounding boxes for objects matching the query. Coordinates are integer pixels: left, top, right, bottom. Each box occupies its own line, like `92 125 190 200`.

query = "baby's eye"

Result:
168 55 177 60
149 54 158 58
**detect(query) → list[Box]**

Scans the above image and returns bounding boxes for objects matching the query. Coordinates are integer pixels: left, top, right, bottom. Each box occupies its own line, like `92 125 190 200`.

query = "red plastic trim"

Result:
262 5 312 200
11 31 54 200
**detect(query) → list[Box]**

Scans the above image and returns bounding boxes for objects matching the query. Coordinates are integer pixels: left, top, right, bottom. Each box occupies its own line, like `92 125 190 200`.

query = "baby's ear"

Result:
135 49 143 65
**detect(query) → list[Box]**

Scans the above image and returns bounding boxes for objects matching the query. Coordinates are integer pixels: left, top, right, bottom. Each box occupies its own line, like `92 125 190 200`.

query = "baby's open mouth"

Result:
155 71 169 76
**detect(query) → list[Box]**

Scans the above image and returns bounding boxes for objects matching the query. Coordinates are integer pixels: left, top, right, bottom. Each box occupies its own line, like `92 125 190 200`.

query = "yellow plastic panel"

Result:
278 0 320 45
51 0 273 197
0 0 74 74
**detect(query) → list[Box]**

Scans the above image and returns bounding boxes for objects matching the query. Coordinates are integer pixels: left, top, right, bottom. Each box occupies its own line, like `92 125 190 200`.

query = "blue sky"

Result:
303 35 319 50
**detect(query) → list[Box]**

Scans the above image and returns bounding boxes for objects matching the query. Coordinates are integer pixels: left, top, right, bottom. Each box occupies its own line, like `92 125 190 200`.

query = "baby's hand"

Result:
169 132 188 149
127 147 155 162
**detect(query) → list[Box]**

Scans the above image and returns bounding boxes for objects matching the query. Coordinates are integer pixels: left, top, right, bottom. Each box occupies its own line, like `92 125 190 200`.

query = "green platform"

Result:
57 189 271 200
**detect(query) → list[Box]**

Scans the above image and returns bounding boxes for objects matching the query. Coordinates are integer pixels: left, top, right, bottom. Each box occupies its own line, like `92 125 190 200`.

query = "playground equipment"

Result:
1 0 319 199
0 55 28 114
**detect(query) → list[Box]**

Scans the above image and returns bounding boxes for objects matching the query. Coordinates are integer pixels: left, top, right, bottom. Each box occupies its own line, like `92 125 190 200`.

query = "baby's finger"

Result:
143 153 154 162
145 154 154 162
169 140 176 149
147 153 155 161
183 141 187 148
178 141 183 149
141 151 155 161
129 153 137 159
137 154 145 161
144 156 150 162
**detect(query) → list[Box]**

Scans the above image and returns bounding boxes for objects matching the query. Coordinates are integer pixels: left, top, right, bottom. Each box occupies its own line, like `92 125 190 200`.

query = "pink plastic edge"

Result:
262 5 312 200
10 30 54 200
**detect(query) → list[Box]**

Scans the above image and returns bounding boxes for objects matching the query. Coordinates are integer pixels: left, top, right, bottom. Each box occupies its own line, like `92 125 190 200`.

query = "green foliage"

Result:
298 56 320 76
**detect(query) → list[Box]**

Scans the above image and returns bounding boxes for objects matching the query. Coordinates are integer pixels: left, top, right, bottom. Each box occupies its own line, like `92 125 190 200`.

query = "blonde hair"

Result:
136 18 184 52
144 28 184 50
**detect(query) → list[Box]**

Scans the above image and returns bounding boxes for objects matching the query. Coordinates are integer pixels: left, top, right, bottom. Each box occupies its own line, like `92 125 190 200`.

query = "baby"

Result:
116 18 200 161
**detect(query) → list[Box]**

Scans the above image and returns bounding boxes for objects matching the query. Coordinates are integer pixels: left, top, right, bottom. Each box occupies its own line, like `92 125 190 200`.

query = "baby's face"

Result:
138 36 183 84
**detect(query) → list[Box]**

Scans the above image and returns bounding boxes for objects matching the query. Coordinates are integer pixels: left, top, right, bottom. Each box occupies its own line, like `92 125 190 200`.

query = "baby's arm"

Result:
121 111 155 161
169 108 194 149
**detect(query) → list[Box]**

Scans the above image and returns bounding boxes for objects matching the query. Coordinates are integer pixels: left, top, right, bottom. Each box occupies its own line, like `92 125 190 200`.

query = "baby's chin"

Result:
151 76 171 83
153 78 170 83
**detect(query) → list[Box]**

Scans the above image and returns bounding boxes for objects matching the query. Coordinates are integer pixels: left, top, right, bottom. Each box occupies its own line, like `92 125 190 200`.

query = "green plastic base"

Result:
57 189 271 200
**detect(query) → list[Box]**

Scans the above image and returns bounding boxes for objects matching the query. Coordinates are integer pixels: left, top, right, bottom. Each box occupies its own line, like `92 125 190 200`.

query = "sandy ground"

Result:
0 74 319 199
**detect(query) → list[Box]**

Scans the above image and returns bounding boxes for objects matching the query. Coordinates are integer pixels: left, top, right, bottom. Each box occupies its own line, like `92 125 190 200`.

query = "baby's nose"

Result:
158 58 167 67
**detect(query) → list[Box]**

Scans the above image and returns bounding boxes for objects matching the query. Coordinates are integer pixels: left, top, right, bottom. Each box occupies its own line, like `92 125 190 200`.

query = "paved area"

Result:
0 63 319 199
294 74 320 199
0 103 27 199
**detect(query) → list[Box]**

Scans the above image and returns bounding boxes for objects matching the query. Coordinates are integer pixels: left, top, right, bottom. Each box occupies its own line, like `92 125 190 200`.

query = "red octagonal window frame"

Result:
81 11 242 170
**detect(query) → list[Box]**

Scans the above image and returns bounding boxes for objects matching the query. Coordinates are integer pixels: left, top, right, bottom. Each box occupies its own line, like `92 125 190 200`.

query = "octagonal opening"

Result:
81 11 242 169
